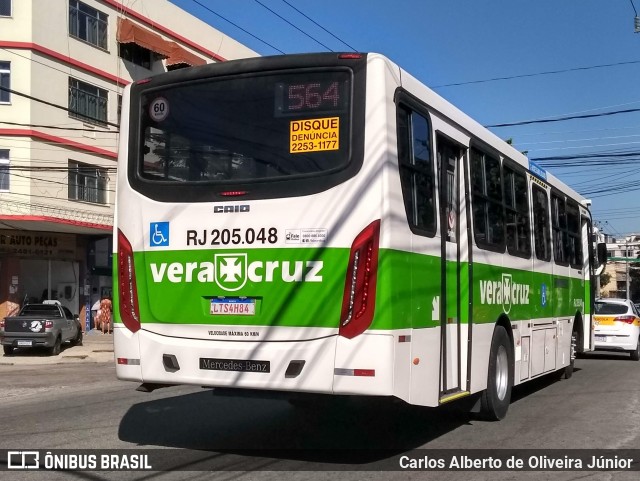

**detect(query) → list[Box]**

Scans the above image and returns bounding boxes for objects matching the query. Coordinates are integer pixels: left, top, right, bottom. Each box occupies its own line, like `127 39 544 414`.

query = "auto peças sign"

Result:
0 230 77 258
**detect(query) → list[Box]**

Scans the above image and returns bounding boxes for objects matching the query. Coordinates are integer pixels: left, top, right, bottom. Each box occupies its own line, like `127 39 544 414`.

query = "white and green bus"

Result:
114 52 601 420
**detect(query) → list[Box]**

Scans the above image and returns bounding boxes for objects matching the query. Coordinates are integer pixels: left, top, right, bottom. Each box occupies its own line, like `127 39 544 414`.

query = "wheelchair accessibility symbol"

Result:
150 222 169 247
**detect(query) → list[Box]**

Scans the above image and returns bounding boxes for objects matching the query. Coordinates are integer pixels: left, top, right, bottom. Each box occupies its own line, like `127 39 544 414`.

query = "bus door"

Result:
437 136 467 398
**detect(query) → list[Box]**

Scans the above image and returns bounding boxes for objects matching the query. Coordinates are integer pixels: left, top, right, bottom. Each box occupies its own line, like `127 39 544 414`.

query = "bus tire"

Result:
561 327 578 379
479 325 513 421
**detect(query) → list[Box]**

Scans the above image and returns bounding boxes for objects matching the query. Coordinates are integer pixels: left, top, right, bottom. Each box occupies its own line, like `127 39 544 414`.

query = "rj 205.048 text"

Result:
186 228 278 246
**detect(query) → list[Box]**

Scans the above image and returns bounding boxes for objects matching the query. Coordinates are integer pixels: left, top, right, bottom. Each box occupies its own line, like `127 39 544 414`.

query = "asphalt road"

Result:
0 349 638 481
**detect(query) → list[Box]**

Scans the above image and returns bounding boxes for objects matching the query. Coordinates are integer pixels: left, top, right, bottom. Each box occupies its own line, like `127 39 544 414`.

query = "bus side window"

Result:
552 193 568 265
470 148 505 250
397 105 436 236
532 185 551 262
566 201 583 268
504 165 531 258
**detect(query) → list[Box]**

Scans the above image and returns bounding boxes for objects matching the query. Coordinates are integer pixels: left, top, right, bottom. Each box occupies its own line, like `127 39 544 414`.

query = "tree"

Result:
599 272 611 290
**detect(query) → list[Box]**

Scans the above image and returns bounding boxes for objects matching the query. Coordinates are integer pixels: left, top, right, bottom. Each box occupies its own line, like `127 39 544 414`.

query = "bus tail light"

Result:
615 315 636 324
339 220 380 339
118 229 141 333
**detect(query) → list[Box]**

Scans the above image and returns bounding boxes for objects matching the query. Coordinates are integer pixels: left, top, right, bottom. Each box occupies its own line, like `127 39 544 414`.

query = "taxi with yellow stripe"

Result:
593 299 640 361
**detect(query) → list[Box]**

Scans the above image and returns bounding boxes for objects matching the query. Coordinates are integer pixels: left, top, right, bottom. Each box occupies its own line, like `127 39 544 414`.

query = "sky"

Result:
169 0 640 238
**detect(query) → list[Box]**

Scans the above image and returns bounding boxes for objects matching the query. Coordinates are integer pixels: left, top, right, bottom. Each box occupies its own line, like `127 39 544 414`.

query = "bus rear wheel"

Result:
479 325 513 421
560 327 578 379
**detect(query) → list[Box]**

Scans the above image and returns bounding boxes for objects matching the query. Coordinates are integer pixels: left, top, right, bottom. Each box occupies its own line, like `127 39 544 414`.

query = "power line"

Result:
253 0 332 51
531 150 640 162
0 47 125 96
433 59 640 89
7 172 116 193
280 0 356 52
486 107 640 128
2 164 117 172
0 86 120 129
516 133 640 147
0 121 117 134
508 124 640 138
189 0 285 54
0 190 114 206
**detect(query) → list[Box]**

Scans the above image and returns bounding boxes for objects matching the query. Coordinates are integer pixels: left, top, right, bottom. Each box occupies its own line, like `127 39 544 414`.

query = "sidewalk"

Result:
0 329 114 366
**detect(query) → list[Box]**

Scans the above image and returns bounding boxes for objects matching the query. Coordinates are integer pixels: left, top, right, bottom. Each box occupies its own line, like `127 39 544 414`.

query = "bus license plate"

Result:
17 340 33 347
210 298 255 316
595 335 606 342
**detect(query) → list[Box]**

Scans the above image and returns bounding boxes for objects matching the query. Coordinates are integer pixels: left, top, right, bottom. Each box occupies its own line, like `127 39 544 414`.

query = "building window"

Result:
119 42 153 69
68 78 108 125
0 61 9 103
0 0 10 17
68 161 108 204
0 149 9 191
69 0 108 50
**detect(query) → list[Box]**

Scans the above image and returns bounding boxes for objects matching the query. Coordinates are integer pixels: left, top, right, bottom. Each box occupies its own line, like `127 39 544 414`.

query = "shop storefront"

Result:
0 230 112 329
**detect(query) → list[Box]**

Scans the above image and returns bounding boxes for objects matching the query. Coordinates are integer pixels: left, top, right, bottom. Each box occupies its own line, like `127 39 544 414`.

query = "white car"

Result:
593 299 640 361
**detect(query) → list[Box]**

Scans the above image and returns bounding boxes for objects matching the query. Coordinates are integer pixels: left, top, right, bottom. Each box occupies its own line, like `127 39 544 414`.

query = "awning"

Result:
116 18 173 58
166 42 206 67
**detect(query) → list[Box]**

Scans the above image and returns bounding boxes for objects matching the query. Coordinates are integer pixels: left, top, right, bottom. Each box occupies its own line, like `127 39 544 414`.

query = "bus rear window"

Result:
138 71 352 184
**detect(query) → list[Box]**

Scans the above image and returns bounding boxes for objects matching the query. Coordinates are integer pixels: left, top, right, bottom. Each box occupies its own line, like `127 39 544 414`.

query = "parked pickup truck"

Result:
0 300 83 356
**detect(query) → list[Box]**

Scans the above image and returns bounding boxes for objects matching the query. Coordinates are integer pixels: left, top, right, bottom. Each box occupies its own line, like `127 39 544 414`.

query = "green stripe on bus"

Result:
112 247 589 329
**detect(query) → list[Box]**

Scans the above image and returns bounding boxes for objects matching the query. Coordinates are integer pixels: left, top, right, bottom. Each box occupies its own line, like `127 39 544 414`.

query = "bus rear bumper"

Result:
114 327 395 396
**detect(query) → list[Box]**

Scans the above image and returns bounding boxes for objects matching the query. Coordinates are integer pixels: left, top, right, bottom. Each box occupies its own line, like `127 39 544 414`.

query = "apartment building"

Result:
600 234 640 299
0 0 256 325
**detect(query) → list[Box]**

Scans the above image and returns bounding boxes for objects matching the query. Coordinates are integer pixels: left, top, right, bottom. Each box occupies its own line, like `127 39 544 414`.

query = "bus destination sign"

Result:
275 79 347 117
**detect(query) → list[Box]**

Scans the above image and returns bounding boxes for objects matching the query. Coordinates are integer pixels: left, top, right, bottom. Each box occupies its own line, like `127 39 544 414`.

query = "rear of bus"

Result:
114 53 393 396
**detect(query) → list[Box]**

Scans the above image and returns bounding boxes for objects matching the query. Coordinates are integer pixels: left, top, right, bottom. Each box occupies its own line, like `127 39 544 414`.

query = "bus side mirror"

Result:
597 242 607 266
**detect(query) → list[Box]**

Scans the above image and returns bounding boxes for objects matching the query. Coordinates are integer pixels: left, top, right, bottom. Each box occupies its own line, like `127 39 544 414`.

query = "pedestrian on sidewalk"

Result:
96 297 112 334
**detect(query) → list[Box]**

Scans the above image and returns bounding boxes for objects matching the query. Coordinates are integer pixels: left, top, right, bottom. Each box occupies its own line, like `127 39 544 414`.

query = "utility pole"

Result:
627 237 630 299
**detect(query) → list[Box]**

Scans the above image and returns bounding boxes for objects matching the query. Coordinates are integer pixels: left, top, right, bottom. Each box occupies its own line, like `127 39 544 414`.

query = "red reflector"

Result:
117 358 140 365
219 191 248 197
338 53 363 59
136 78 152 85
353 369 375 377
615 315 636 324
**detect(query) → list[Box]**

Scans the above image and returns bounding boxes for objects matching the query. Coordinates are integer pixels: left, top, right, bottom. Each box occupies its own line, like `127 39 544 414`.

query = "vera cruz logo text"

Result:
149 253 323 292
479 273 530 314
